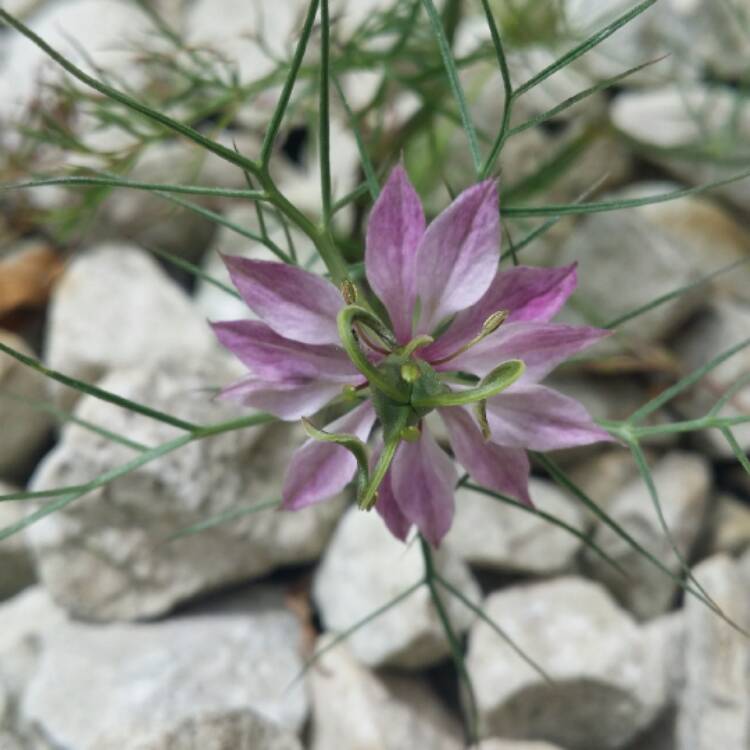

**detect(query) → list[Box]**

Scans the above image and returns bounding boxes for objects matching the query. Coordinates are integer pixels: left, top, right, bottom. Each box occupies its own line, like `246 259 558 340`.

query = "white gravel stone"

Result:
708 494 750 556
27 357 344 621
106 711 303 750
557 183 750 341
313 507 480 669
446 478 584 574
0 331 53 481
612 86 750 213
673 299 750 457
480 741 565 750
0 482 36 600
467 577 673 749
308 635 463 750
676 555 750 750
44 243 217 408
22 587 308 749
0 0 160 129
586 452 711 619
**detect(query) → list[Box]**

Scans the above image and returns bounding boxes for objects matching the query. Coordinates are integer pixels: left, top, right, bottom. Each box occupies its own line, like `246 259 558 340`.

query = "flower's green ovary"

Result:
411 359 525 409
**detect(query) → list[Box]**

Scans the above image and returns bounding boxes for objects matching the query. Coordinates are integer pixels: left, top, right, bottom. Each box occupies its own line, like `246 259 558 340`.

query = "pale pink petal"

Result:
282 402 377 510
486 384 614 451
440 406 532 505
223 255 343 345
211 320 357 381
423 264 578 361
219 377 344 421
373 446 413 542
365 165 426 343
416 180 500 335
446 321 609 381
391 428 457 546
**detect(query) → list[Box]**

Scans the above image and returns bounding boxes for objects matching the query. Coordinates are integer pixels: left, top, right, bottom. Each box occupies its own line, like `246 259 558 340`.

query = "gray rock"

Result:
567 449 640 511
0 483 36 600
109 711 303 750
611 87 750 214
557 183 750 341
0 587 67 749
27 357 344 621
676 555 750 750
308 635 463 750
23 587 308 749
479 741 565 750
707 494 750 557
0 0 162 131
467 577 672 749
0 331 53 481
313 507 480 669
673 299 750 457
586 452 711 619
44 243 217 408
446 478 584 574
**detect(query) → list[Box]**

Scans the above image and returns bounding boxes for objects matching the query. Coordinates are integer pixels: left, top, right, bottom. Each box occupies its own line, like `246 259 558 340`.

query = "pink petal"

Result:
446 321 609 381
282 402 377 510
219 377 345 421
373 447 413 542
440 406 532 505
211 320 358 381
416 180 500 335
486 384 615 451
391 428 457 547
223 255 343 345
423 264 578 362
365 165 426 343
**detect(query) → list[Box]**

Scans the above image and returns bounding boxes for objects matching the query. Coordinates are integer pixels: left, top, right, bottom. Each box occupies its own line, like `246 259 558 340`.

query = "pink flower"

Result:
212 166 612 546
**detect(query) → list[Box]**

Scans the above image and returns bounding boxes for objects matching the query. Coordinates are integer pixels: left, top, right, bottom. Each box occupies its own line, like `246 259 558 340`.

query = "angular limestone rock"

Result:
586 452 711 619
23 587 308 749
467 577 673 749
309 635 463 750
313 507 480 668
446 479 584 574
28 357 344 621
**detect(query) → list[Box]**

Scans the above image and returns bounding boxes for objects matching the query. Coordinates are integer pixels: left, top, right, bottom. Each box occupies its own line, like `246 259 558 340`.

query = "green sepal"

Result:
301 417 369 499
410 359 525 410
409 360 449 417
359 432 401 511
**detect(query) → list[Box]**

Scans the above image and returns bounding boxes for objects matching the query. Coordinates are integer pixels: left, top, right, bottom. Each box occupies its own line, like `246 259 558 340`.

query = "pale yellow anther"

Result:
341 280 358 305
481 309 509 336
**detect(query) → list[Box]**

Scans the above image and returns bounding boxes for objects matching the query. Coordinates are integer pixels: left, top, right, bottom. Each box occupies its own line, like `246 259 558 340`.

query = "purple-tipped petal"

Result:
223 256 343 345
282 402 377 510
211 320 358 381
441 406 532 505
415 180 500 335
486 384 615 451
423 264 578 361
219 377 344 421
446 321 609 381
373 447 413 542
391 427 457 547
365 165 426 343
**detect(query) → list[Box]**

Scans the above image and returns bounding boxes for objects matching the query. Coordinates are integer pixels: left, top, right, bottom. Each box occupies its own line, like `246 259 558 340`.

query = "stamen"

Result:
355 324 391 356
340 280 358 304
431 309 509 366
